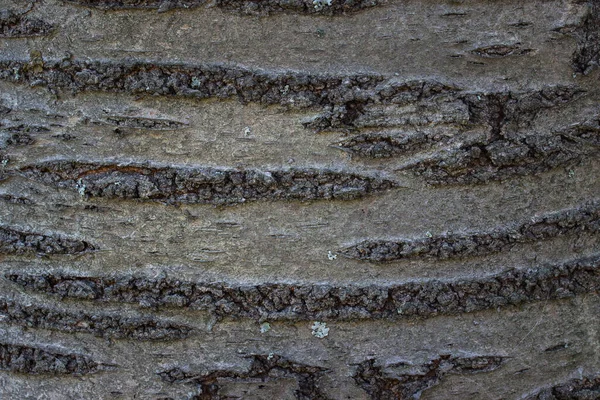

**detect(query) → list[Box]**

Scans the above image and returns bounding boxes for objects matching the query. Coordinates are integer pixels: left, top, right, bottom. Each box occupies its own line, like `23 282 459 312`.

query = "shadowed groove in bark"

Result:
459 87 584 136
0 125 51 149
1 132 34 147
524 375 600 399
342 200 600 262
94 115 188 130
403 88 593 185
0 298 193 341
0 10 54 38
0 58 464 131
0 58 585 141
6 255 600 321
333 85 585 164
324 84 582 136
0 194 34 205
470 44 535 58
0 58 389 106
159 354 330 399
562 115 600 145
332 126 469 159
0 226 95 255
64 0 382 15
17 160 397 205
2 125 50 134
572 0 600 74
353 355 506 400
406 132 596 184
64 0 205 11
0 342 99 375
303 82 463 132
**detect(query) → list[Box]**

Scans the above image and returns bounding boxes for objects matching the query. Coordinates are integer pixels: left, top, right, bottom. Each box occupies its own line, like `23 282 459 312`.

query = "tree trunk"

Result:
0 0 599 398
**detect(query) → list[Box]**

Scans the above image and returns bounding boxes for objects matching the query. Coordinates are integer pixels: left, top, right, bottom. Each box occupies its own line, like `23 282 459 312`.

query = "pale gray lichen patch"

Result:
76 178 86 197
313 0 332 11
260 322 271 333
311 321 329 338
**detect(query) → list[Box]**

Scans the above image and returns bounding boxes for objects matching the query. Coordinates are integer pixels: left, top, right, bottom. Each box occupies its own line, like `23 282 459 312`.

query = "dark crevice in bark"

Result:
64 0 382 15
0 298 193 341
7 255 600 321
525 375 600 399
0 226 95 255
470 44 535 58
0 9 54 38
572 1 600 74
159 354 330 399
342 200 600 262
0 342 100 375
0 58 462 132
18 160 397 205
353 355 506 400
93 115 188 130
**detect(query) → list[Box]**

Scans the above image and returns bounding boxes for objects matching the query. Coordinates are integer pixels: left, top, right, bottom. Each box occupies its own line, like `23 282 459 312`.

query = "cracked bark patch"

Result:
159 354 330 399
0 226 95 255
64 0 382 15
18 160 397 205
333 126 471 159
0 342 99 375
0 10 54 38
353 355 506 400
470 44 535 58
342 200 600 262
404 89 594 185
332 86 585 165
0 194 34 205
0 58 462 131
406 129 597 185
7 255 600 321
93 115 188 131
525 375 600 399
0 58 583 146
0 125 50 149
0 298 193 341
572 1 600 74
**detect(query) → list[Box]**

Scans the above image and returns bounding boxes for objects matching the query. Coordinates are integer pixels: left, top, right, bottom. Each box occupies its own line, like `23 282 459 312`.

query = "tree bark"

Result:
0 0 599 398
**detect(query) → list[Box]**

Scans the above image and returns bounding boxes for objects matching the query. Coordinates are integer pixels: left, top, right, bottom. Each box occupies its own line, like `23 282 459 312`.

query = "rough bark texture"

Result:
0 0 599 399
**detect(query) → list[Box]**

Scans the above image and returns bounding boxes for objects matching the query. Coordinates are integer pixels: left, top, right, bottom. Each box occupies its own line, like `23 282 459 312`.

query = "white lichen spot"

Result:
191 76 202 89
76 179 86 197
313 0 332 11
397 300 407 314
327 251 337 260
311 321 329 338
425 231 433 238
260 322 271 333
267 352 275 360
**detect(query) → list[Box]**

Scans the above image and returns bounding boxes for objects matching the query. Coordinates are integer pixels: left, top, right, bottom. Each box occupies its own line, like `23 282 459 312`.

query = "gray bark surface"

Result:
0 0 599 398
